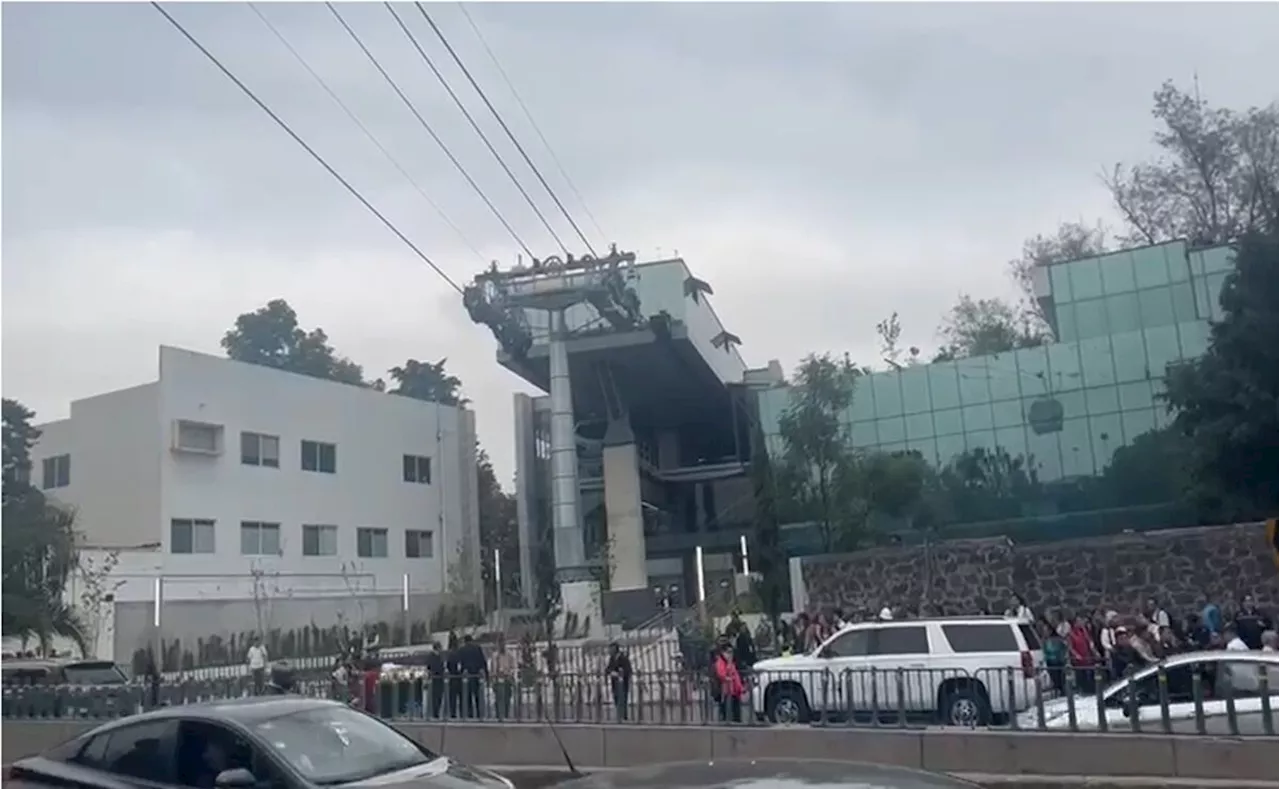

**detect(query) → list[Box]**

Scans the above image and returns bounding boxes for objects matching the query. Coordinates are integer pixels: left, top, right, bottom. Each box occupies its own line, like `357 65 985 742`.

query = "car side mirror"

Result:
215 768 257 788
819 647 835 659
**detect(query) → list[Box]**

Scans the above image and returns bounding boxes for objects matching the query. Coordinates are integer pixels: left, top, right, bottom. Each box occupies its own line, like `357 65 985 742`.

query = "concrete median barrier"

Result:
2 721 1274 783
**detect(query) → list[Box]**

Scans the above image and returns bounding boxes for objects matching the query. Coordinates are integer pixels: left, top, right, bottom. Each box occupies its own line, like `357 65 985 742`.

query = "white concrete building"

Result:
34 346 480 665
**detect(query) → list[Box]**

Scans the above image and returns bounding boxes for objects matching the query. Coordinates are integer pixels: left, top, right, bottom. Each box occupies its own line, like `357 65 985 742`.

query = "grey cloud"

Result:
3 1 1276 482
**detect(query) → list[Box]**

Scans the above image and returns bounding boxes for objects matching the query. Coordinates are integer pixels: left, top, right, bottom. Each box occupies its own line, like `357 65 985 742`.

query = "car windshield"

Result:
252 705 436 785
63 663 127 685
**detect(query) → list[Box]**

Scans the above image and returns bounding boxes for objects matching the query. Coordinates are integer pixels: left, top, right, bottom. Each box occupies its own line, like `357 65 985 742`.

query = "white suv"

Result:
751 616 1048 726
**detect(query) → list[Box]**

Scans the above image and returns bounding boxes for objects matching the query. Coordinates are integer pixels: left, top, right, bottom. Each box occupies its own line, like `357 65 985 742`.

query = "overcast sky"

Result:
4 1 1277 485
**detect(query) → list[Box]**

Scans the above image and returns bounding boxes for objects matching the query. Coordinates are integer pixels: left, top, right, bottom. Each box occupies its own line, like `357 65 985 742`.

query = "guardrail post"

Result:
1224 669 1239 736
1006 668 1019 731
895 668 906 729
1191 670 1207 735
1094 668 1109 734
1259 660 1269 737
1157 668 1171 734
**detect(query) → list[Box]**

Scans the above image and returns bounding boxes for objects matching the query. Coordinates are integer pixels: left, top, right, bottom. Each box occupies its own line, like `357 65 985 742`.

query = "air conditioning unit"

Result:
171 419 224 456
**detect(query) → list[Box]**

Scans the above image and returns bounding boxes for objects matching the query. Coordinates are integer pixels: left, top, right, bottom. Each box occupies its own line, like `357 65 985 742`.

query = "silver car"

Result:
1019 650 1278 735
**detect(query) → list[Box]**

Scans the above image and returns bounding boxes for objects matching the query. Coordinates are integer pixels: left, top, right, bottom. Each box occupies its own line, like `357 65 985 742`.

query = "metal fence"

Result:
4 665 1276 737
157 635 681 683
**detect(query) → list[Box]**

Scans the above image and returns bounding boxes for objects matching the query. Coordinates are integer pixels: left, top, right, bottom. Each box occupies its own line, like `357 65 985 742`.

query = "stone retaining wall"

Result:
3 721 1274 783
800 523 1277 615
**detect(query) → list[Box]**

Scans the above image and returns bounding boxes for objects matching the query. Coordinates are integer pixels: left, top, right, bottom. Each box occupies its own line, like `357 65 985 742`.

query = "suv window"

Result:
871 626 929 656
1017 623 1041 650
63 662 127 685
942 624 1020 653
825 629 871 657
80 720 177 783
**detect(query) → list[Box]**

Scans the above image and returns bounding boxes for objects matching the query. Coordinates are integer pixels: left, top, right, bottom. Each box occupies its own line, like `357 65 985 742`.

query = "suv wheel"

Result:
767 685 810 724
941 685 991 727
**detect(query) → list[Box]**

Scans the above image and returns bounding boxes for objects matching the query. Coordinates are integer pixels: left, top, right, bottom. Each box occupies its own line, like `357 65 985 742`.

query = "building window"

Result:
301 440 337 474
241 432 280 468
240 521 281 556
405 530 434 558
41 454 71 490
171 519 215 554
402 455 432 484
356 528 388 558
302 524 338 557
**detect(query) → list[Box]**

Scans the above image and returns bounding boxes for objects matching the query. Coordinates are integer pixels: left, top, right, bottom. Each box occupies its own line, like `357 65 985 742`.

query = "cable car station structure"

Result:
464 246 765 630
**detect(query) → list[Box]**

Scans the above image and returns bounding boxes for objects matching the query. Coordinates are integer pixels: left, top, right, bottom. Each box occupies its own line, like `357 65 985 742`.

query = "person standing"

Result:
491 637 517 720
1067 615 1100 694
605 642 633 722
246 636 269 696
425 642 446 718
712 641 745 723
1234 595 1271 650
458 635 488 719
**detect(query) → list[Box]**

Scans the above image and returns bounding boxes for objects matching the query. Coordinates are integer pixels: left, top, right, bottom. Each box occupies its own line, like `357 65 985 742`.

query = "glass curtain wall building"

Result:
758 240 1234 540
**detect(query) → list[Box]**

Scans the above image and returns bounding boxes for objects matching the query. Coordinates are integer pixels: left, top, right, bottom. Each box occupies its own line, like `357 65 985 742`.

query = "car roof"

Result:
78 696 343 733
1159 650 1279 668
840 616 1020 630
1106 649 1279 693
3 658 117 669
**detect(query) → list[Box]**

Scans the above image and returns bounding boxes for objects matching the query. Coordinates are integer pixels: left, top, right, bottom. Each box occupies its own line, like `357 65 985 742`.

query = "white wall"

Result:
33 384 164 550
154 346 475 597
33 346 483 602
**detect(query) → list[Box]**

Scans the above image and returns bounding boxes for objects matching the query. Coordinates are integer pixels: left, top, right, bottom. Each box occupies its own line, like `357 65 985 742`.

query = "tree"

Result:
1009 221 1111 330
221 299 365 384
934 446 1038 524
476 449 520 608
387 358 464 405
875 312 920 369
2 398 40 491
861 450 934 527
934 295 1045 360
1 400 86 655
776 354 869 551
76 550 124 659
1093 425 1193 510
1164 234 1278 521
1107 81 1278 247
748 416 786 630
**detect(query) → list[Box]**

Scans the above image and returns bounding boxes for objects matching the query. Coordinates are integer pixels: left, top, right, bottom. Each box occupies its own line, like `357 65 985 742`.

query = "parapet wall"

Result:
799 523 1276 615
3 722 1273 782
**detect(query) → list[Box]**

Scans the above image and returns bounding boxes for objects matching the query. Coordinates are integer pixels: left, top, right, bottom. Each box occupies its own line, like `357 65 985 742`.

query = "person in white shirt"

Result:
1099 611 1119 659
1005 594 1034 625
246 636 269 694
1261 631 1278 653
1223 623 1250 652
1146 598 1172 630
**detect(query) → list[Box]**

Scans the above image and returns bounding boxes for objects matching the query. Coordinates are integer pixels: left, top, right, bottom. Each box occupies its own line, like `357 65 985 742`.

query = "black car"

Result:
8 696 513 789
554 760 983 789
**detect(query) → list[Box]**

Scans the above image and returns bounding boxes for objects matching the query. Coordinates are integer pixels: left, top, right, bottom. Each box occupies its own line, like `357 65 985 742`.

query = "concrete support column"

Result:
603 417 647 591
548 310 585 573
512 394 538 607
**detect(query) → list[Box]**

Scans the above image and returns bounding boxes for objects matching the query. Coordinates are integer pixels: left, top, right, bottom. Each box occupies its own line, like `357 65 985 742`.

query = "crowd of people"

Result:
240 592 1276 723
1033 594 1276 693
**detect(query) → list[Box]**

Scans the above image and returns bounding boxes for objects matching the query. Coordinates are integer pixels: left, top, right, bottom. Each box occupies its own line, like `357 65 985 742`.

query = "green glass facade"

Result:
759 241 1233 487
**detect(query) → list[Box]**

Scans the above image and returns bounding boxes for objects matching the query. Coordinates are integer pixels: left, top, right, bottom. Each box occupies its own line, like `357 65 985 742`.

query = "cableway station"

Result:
465 247 776 632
